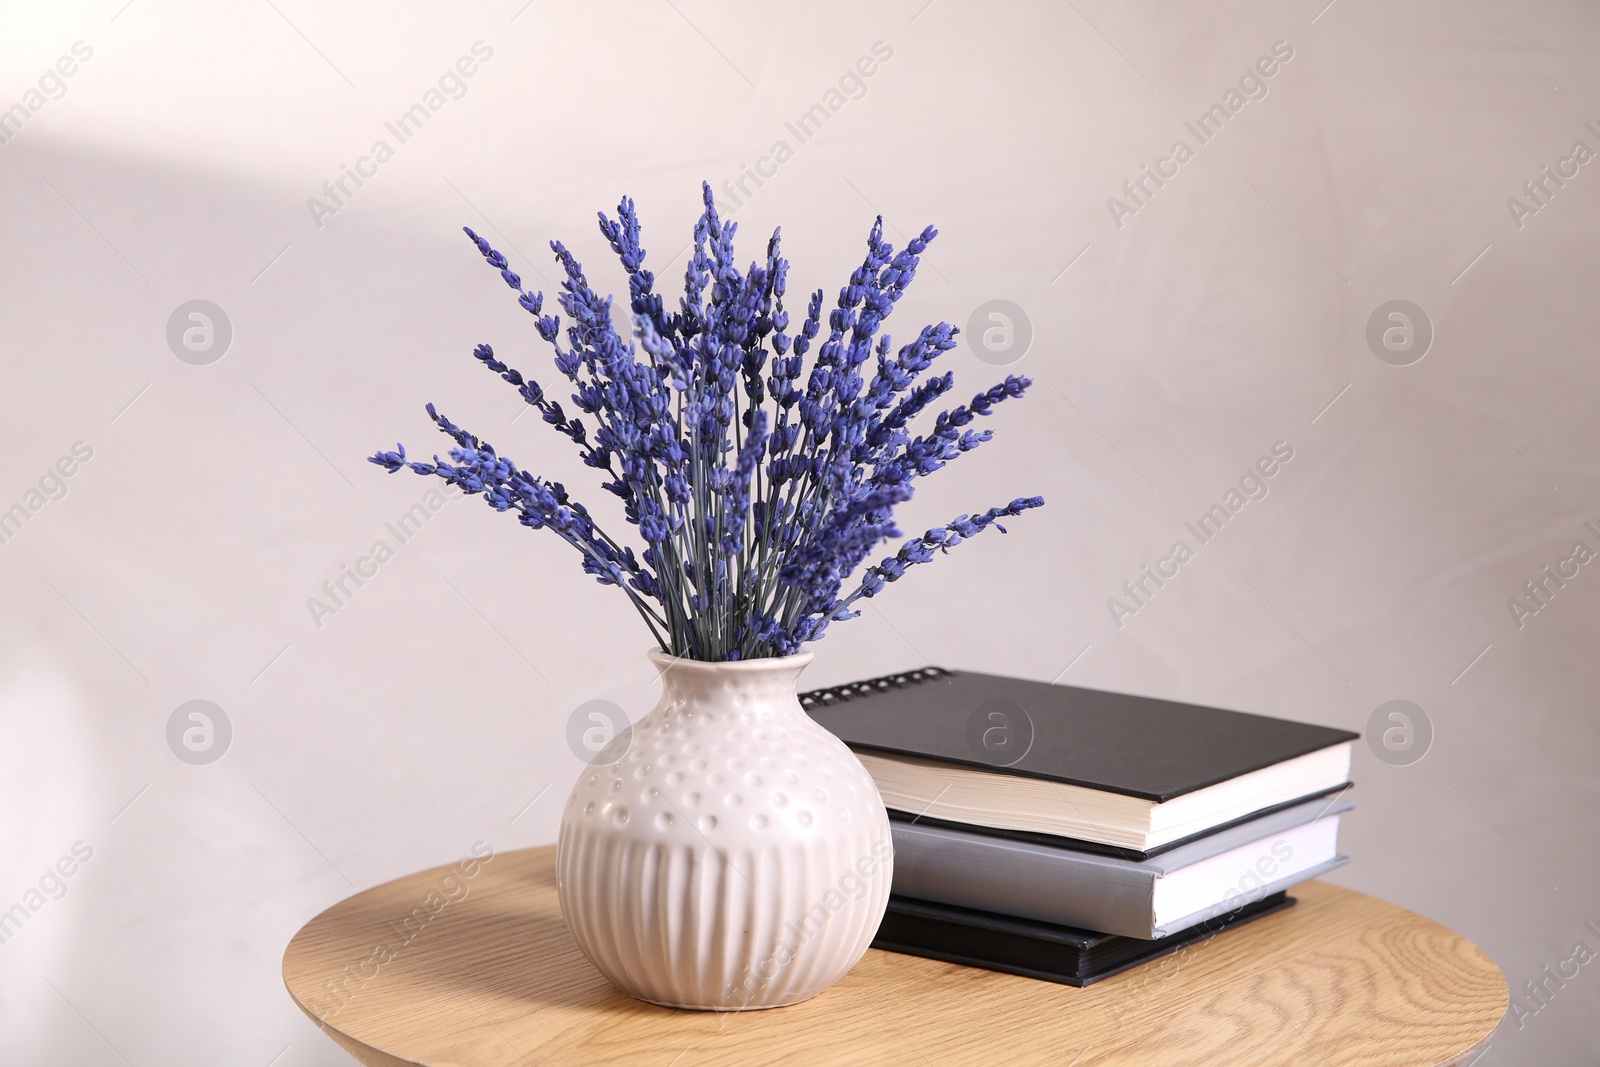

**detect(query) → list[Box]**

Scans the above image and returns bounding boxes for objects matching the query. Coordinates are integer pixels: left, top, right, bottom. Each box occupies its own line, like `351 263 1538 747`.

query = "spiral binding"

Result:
798 666 950 709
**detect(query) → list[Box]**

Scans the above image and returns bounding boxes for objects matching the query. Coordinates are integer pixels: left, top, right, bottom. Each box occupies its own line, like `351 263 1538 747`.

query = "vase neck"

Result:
650 650 813 710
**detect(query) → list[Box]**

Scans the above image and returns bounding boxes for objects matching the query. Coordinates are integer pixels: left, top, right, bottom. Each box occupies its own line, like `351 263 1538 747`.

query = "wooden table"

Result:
283 846 1505 1066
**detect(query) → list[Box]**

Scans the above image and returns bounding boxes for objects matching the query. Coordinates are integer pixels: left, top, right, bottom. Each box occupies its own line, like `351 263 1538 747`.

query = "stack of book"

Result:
803 668 1357 986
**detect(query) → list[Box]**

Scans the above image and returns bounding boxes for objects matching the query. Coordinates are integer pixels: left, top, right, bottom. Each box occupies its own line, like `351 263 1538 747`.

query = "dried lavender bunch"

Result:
371 184 1042 661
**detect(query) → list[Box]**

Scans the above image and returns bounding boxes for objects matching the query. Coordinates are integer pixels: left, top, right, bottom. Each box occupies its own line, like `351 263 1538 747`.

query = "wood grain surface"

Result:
282 846 1505 1066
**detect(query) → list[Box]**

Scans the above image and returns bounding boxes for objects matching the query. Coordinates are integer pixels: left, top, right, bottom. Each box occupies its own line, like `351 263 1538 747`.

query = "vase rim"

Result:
647 648 814 672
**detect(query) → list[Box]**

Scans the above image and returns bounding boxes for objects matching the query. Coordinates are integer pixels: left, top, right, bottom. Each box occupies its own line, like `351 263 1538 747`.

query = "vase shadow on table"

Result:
339 866 632 1008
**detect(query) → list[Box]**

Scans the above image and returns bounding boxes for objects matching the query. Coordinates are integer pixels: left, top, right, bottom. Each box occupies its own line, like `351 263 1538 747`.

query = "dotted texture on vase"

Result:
558 652 893 1010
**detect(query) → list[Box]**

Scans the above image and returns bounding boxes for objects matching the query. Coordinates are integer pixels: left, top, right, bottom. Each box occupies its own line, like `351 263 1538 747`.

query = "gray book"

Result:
890 795 1352 939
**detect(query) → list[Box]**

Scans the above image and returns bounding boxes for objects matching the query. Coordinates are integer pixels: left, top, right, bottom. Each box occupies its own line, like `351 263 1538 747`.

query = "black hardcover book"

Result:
803 668 1356 858
872 891 1295 987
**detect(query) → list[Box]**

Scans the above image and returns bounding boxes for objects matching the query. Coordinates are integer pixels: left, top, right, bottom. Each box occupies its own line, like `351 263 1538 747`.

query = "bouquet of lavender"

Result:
371 184 1042 661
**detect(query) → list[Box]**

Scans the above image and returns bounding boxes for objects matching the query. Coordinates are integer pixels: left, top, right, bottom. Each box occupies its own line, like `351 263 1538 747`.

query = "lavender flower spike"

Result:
371 187 1043 660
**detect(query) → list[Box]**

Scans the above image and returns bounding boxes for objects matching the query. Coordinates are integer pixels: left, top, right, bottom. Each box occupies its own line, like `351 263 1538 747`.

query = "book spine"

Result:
889 822 1160 938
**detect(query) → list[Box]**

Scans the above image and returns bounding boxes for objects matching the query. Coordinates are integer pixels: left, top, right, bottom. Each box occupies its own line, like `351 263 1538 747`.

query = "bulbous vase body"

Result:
557 650 893 1010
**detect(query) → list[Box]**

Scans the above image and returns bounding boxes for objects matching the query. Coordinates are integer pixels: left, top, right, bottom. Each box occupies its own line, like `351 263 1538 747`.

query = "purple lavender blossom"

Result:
371 184 1043 660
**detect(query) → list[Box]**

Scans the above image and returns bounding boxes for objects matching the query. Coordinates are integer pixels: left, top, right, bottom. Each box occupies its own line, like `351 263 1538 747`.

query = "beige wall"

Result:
1 0 1595 1061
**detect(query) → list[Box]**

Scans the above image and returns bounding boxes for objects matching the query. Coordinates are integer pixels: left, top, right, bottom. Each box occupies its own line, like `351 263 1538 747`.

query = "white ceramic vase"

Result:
557 649 893 1010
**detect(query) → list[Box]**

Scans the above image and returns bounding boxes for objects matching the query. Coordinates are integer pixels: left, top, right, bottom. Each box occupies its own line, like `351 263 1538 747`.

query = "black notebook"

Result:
803 668 1356 857
872 891 1295 987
